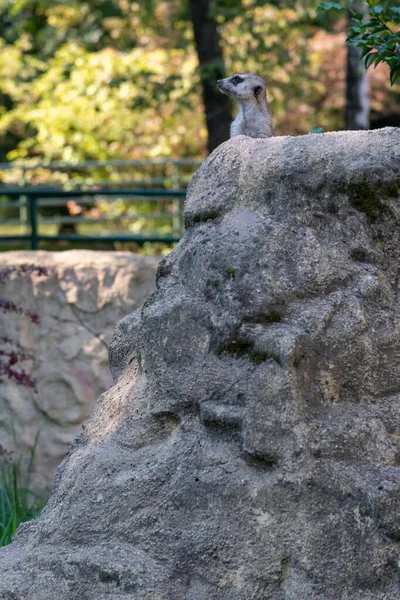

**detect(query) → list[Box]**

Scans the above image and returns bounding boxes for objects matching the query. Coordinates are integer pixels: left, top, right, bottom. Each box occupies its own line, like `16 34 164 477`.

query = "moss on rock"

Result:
346 178 399 223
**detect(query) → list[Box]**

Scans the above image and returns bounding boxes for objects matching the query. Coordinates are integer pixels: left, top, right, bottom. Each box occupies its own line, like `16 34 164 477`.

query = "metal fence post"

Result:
28 195 38 250
171 164 182 237
19 167 28 235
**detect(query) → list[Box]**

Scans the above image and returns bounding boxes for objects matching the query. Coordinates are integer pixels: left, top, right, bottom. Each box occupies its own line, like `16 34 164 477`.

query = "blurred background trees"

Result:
0 0 398 163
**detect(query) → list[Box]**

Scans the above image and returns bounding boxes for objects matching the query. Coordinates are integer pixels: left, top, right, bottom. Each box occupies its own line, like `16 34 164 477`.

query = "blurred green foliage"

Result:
0 0 398 165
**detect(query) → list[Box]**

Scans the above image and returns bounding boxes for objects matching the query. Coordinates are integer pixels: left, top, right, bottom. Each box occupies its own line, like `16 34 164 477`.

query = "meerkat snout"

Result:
217 73 275 139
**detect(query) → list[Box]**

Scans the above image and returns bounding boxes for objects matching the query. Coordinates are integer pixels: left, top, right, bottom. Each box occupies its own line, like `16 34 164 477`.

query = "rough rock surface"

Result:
0 129 400 599
0 250 158 490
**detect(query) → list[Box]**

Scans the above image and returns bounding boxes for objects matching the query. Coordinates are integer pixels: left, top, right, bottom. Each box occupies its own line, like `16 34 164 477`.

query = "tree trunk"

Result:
345 1 369 130
188 0 232 153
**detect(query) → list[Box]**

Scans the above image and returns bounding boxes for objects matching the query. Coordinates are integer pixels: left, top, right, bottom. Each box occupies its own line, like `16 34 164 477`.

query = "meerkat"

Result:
217 73 274 139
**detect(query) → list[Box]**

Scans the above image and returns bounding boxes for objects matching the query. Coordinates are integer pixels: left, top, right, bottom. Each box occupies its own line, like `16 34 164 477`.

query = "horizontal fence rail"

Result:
0 158 201 171
0 158 202 250
0 187 187 249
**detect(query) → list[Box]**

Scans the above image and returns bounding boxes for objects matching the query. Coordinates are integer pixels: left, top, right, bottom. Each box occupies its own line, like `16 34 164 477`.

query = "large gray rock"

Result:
0 250 159 491
0 129 400 599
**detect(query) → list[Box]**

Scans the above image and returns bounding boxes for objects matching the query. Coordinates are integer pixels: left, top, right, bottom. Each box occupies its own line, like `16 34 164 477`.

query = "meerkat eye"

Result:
253 86 262 96
230 76 243 85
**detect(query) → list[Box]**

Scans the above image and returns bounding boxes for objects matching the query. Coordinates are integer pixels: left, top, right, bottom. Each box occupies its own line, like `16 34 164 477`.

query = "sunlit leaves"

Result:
0 40 206 162
0 0 141 54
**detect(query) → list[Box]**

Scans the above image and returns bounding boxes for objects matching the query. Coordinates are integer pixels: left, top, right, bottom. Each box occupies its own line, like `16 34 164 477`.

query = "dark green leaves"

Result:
317 0 400 86
365 51 378 68
390 64 400 85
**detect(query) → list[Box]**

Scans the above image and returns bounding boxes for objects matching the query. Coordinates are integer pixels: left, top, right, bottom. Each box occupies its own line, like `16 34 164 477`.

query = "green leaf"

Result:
347 29 361 40
386 56 400 67
361 19 382 28
390 65 400 86
370 24 390 33
365 52 378 69
359 45 374 59
316 2 344 13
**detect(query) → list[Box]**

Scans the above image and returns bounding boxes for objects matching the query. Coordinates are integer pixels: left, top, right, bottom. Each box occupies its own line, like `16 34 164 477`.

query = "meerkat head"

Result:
217 73 266 103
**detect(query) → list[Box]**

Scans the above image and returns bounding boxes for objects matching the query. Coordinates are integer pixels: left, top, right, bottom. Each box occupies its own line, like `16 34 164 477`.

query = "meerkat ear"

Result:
253 86 262 96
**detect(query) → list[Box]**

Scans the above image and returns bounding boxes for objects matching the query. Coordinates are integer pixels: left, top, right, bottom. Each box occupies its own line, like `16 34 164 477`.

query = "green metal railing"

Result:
0 187 187 249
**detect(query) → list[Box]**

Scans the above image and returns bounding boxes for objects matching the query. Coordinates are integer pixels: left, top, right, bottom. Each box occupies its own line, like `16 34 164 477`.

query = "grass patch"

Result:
0 433 47 547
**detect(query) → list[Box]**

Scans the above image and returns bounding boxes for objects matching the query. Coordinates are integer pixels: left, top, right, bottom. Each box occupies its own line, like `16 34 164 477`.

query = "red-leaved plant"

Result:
0 265 48 389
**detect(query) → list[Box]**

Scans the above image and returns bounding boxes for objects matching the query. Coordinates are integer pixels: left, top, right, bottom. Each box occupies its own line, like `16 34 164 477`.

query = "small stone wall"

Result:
0 250 159 491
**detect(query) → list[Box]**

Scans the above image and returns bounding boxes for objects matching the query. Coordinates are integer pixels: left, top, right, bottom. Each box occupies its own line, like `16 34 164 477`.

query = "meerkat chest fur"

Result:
217 73 275 139
231 101 274 139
